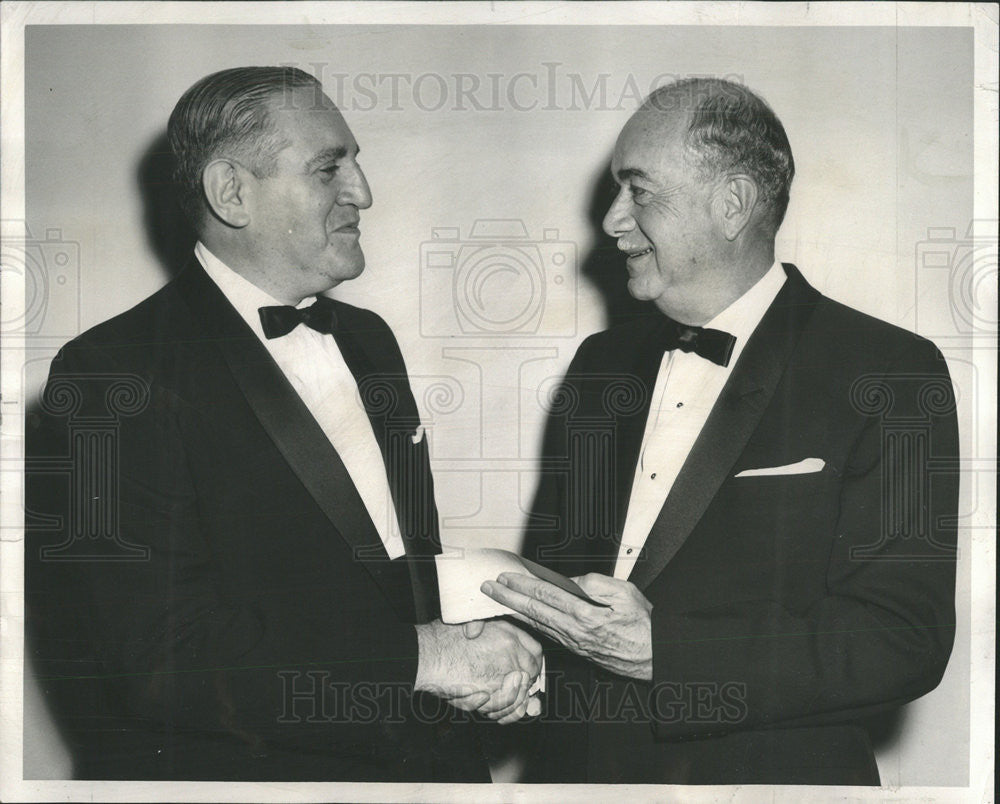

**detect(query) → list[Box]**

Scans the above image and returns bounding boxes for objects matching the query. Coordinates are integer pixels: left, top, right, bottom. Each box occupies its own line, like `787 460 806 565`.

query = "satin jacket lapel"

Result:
332 320 442 621
329 326 437 553
628 265 822 590
330 322 443 621
607 322 673 567
172 261 416 620
560 318 663 576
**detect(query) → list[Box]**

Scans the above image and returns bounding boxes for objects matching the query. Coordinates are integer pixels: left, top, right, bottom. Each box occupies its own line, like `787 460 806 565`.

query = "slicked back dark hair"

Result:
643 78 795 233
168 66 323 227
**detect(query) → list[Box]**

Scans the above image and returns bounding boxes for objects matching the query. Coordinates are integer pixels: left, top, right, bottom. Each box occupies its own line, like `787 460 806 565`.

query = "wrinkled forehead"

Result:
266 83 342 123
266 85 357 150
611 108 689 174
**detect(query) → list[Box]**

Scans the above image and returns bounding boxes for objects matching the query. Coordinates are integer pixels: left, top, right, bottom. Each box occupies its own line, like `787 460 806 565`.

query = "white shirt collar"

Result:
704 261 786 362
194 241 317 342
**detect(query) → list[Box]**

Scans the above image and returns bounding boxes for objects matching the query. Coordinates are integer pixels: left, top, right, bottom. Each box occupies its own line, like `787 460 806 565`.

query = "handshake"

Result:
413 618 543 724
411 550 656 724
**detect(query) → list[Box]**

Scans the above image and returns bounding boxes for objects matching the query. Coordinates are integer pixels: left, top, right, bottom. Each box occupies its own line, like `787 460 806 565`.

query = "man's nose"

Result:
339 163 373 209
602 186 634 237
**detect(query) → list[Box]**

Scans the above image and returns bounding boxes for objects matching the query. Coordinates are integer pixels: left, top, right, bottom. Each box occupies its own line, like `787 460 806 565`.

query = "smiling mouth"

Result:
624 247 653 259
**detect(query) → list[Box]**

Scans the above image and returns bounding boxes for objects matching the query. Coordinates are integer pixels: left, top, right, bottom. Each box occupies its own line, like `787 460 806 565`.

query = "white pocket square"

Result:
735 458 825 477
411 425 426 445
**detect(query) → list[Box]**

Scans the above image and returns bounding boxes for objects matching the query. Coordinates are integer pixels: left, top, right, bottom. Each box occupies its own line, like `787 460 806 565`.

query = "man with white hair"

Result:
486 78 959 785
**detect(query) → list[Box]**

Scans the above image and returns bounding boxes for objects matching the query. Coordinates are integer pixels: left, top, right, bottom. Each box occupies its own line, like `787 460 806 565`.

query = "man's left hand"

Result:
481 573 653 681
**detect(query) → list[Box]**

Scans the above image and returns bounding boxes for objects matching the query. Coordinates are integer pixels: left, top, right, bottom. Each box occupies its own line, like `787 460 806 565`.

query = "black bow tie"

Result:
259 296 339 339
658 316 736 367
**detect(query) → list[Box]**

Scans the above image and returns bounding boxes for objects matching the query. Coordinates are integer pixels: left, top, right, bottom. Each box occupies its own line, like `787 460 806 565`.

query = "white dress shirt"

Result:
195 242 406 559
613 262 787 580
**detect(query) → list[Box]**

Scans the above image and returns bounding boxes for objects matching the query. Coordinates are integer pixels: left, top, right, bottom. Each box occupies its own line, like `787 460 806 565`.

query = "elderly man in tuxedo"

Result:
26 66 541 782
484 78 959 784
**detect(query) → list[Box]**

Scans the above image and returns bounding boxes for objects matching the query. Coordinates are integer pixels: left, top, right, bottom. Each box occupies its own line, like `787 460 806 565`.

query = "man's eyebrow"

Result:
304 146 352 171
614 167 652 183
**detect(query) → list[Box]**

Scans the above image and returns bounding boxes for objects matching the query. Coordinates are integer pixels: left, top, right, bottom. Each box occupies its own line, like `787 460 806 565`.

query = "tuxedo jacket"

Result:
523 264 959 785
25 259 488 782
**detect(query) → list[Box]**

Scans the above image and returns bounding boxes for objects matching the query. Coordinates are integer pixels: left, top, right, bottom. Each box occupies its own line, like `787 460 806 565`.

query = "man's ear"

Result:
202 159 251 228
716 175 759 241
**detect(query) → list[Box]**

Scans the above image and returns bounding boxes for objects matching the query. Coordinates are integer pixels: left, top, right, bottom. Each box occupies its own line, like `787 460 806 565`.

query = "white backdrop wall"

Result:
22 23 974 785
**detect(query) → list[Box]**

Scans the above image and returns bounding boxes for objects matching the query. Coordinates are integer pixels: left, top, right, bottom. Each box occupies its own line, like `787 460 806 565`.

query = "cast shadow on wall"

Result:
138 130 197 280
579 158 654 330
134 138 651 330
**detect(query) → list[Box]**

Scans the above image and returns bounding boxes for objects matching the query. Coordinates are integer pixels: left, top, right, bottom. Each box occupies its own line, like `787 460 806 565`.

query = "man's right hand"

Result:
414 618 542 724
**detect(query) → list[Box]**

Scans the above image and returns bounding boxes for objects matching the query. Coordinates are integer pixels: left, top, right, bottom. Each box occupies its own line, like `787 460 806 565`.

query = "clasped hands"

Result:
481 572 654 681
413 572 653 723
414 618 543 724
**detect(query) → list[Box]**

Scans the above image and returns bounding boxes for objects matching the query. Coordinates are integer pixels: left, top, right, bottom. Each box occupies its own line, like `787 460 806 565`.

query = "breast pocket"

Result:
720 467 842 603
731 465 837 515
